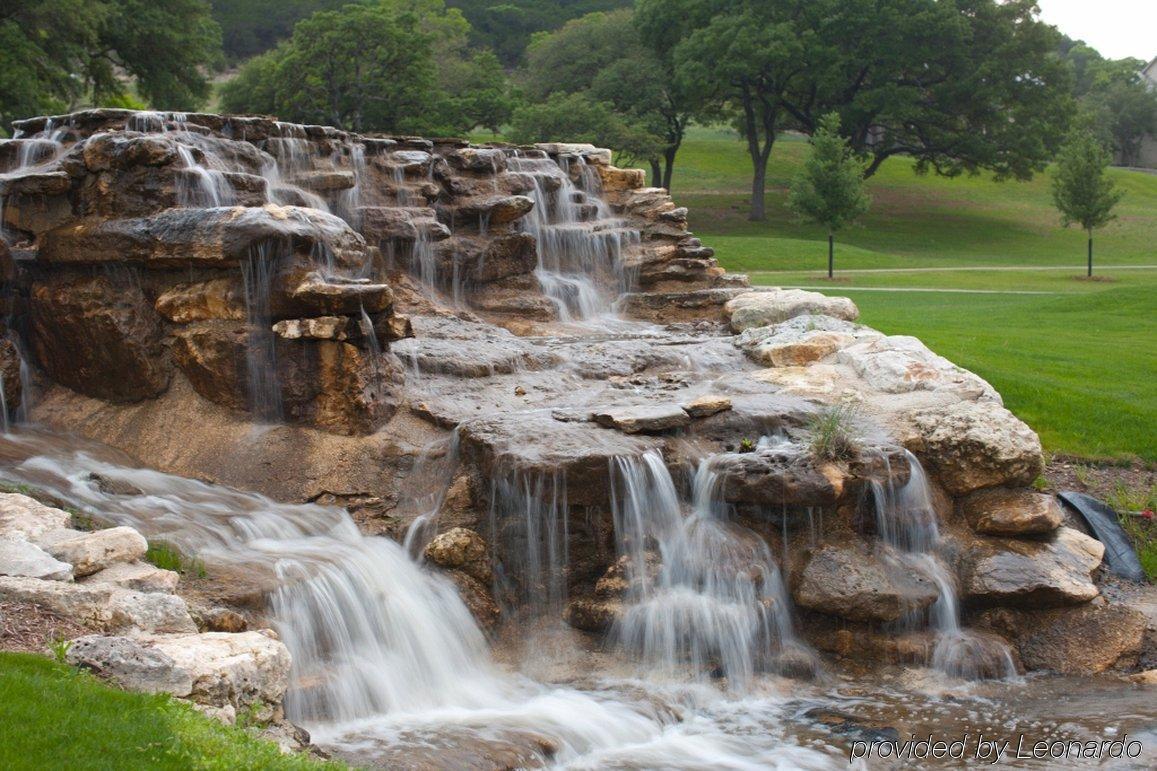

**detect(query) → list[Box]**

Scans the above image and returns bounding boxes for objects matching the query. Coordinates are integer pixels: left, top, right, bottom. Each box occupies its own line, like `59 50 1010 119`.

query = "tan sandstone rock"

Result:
793 542 940 623
977 604 1147 674
424 527 492 583
724 290 859 333
42 526 148 578
961 488 1063 536
959 527 1104 607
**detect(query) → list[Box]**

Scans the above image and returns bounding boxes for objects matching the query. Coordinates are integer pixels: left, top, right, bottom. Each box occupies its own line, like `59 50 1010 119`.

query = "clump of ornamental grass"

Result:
807 403 861 462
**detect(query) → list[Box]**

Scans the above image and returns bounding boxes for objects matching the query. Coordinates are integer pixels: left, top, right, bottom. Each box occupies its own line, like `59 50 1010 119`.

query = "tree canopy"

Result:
1 0 221 128
218 0 513 135
1061 40 1157 168
637 0 1073 220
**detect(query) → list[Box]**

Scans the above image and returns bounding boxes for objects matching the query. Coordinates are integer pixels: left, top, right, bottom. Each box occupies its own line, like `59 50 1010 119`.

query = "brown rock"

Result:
959 527 1104 607
961 488 1063 536
424 528 491 583
155 278 245 323
977 604 1147 674
593 404 690 434
682 394 732 418
28 275 171 402
444 569 500 630
793 542 939 623
564 596 622 632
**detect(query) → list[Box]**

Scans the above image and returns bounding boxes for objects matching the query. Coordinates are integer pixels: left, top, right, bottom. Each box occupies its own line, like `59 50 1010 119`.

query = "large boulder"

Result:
960 488 1063 536
41 526 148 578
724 290 859 333
975 604 1148 674
734 314 877 367
0 493 71 539
908 401 1043 495
793 542 940 623
67 631 291 716
27 275 172 402
0 576 196 633
0 537 73 581
959 527 1104 607
837 335 999 400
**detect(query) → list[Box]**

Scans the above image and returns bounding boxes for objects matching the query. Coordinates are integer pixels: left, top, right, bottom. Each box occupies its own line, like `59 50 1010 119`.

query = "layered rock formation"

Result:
1 109 1149 684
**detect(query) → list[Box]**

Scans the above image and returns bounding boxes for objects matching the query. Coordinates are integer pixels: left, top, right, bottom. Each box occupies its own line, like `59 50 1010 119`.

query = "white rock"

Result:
735 314 879 367
725 290 859 332
0 493 71 539
146 631 292 708
43 526 148 577
837 335 1000 401
66 635 192 694
66 631 291 712
909 401 1043 495
83 561 180 593
0 576 195 633
0 536 73 581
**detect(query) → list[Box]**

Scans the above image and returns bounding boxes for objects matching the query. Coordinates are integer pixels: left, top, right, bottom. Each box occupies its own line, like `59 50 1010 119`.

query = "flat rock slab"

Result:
725 289 859 332
960 526 1104 607
0 493 72 539
962 488 1063 536
0 537 73 581
682 394 732 418
593 404 690 434
81 561 180 594
42 526 148 578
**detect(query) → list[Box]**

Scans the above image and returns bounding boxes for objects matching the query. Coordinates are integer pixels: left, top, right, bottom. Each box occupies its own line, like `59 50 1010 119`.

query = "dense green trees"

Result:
1052 129 1123 277
788 114 871 278
519 9 693 187
447 0 631 66
218 0 513 134
636 0 1072 220
1062 41 1157 168
1 0 221 128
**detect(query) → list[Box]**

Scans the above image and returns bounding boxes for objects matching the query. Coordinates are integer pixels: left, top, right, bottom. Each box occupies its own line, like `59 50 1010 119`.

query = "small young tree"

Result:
788 113 870 278
1051 129 1124 276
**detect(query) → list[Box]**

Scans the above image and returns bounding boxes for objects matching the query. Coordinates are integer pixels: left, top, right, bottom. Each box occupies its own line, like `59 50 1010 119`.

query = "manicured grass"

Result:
668 126 1157 462
0 652 330 771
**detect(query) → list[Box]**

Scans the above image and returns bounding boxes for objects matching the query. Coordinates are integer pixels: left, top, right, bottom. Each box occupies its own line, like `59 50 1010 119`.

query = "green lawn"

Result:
0 652 330 771
668 127 1157 463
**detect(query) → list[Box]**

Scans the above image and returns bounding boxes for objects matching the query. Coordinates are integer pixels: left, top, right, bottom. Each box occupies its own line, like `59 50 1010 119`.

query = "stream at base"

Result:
1 428 1154 769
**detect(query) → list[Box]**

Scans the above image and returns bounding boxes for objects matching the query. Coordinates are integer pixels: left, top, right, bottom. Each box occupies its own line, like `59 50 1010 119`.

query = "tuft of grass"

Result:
1104 483 1157 581
0 652 335 770
807 404 861 462
145 542 207 579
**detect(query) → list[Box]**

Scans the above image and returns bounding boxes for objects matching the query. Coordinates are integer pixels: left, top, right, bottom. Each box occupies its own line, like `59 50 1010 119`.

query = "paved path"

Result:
750 264 1157 275
782 286 1060 295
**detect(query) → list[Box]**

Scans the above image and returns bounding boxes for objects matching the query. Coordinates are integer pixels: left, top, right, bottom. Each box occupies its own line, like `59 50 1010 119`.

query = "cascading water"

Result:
241 245 284 423
0 430 835 769
610 451 814 686
509 154 640 321
868 450 1017 680
488 468 571 615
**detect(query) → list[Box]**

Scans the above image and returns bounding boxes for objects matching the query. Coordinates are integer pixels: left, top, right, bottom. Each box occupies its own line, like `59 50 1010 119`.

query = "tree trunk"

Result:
1087 234 1093 277
662 145 679 191
749 162 768 221
828 233 834 279
649 159 662 188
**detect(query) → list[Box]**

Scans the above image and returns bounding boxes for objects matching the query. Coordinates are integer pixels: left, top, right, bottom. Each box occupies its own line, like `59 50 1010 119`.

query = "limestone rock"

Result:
0 575 195 633
28 275 172 402
108 590 199 634
0 494 72 539
909 401 1043 495
82 561 180 593
154 278 245 323
424 528 492 583
837 335 999 400
961 488 1063 536
976 604 1147 674
734 314 876 367
271 316 350 341
725 290 859 332
200 607 248 633
960 527 1104 607
67 634 193 694
43 526 148 578
564 596 622 632
593 404 690 434
710 447 846 507
0 537 73 581
596 165 646 193
682 394 732 418
444 570 500 629
794 542 939 623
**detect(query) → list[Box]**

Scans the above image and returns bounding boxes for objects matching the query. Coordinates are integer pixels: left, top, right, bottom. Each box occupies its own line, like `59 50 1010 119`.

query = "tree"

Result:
788 114 870 278
219 1 512 135
522 9 693 188
447 0 632 66
637 0 1072 221
1051 129 1123 277
1 0 221 129
1061 42 1157 167
507 91 662 166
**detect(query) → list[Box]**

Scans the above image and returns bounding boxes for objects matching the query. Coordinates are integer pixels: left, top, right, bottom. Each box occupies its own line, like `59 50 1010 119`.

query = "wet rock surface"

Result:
794 542 940 623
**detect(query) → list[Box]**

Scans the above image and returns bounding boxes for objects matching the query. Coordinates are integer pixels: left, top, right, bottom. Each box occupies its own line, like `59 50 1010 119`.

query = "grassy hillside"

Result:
0 652 330 771
670 127 1157 462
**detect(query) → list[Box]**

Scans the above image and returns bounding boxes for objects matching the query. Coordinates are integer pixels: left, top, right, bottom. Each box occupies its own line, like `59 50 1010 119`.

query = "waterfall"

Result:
241 246 284 423
261 126 331 212
610 451 813 686
488 467 570 615
175 144 231 208
868 451 1017 679
508 154 639 321
0 431 835 768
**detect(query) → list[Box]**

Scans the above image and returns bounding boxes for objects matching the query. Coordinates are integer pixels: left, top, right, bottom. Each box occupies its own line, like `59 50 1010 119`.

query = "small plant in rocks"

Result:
808 404 861 462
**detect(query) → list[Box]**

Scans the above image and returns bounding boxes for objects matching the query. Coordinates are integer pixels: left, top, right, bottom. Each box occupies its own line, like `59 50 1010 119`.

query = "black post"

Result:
1087 235 1093 277
828 234 834 279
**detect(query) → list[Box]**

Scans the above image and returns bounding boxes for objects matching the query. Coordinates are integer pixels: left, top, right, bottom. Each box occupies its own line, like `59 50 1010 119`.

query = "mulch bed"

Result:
0 600 89 655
